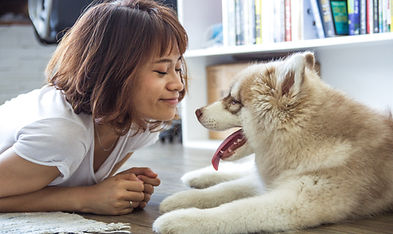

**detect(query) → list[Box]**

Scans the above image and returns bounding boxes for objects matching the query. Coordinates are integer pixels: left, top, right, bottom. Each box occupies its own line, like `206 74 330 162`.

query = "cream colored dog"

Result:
152 52 393 233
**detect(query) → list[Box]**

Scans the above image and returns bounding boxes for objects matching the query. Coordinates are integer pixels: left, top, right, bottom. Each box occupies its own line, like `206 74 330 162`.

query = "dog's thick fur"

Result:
152 52 393 233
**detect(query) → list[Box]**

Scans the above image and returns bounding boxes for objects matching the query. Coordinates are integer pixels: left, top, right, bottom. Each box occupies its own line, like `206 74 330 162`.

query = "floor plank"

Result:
81 142 393 234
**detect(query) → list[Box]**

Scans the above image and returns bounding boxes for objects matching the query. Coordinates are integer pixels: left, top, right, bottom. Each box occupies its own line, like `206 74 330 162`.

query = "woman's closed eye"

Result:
154 67 181 76
154 70 167 75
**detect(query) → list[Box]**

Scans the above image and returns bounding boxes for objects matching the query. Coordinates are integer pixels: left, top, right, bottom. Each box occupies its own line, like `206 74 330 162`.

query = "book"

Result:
291 0 302 41
234 0 245 45
390 0 393 32
255 0 263 44
366 0 374 33
382 0 391 32
292 0 320 40
348 0 361 35
373 0 379 32
206 62 250 139
245 0 256 45
303 0 320 39
273 0 286 42
285 0 292 41
222 0 236 46
261 0 274 43
310 0 326 38
330 0 349 35
360 0 367 34
317 0 336 36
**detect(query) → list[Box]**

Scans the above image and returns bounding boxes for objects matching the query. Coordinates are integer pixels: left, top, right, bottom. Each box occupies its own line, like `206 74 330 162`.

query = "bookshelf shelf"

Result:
178 0 393 150
185 33 393 58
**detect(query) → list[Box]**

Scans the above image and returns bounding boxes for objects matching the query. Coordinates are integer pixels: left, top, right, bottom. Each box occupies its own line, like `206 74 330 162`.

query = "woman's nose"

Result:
168 72 184 92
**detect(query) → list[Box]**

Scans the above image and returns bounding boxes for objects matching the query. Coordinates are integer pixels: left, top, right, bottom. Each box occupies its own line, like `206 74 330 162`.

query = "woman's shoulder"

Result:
1 85 93 133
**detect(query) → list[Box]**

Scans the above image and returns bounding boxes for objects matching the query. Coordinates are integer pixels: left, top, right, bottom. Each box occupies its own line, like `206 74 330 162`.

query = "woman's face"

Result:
133 49 184 121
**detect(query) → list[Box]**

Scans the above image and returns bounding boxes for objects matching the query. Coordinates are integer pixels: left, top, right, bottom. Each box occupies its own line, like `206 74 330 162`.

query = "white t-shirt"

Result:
0 85 159 187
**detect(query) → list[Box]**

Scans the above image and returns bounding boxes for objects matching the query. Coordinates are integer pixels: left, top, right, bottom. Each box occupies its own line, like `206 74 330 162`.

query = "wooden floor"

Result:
82 142 393 234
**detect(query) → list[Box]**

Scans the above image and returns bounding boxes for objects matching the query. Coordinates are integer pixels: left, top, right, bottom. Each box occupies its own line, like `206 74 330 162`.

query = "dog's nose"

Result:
195 108 203 119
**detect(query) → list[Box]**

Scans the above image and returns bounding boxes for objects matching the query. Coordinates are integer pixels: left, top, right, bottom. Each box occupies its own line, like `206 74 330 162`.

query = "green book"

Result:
330 0 349 35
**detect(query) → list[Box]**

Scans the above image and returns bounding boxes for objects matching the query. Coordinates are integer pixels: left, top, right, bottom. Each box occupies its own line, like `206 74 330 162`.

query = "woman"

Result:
0 0 188 215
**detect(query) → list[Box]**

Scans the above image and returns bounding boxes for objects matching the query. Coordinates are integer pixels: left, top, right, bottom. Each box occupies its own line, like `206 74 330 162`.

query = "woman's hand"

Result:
83 173 145 215
119 167 161 209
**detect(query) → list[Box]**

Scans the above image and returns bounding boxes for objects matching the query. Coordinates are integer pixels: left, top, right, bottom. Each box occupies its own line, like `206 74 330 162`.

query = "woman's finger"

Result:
123 167 158 178
122 180 144 192
143 183 154 194
137 175 161 186
143 193 151 203
138 201 147 209
122 189 145 202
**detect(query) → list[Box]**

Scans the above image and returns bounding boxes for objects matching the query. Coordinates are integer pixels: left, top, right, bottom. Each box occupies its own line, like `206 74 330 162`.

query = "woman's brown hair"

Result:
46 0 188 135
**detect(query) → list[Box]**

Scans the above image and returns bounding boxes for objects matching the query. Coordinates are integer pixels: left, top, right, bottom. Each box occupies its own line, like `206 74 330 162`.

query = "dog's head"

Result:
196 52 319 169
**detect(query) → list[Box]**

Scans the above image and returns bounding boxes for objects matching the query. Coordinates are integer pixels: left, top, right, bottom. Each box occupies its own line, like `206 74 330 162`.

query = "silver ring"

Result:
129 201 133 208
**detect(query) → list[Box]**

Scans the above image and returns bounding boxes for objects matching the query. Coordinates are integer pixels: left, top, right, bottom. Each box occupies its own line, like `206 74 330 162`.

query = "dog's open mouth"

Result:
212 129 247 170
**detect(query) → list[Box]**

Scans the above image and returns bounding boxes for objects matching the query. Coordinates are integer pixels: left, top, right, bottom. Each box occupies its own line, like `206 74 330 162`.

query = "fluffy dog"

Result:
152 52 393 233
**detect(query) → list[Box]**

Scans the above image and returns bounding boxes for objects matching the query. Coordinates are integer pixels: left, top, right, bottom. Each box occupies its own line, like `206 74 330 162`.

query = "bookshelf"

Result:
177 0 393 149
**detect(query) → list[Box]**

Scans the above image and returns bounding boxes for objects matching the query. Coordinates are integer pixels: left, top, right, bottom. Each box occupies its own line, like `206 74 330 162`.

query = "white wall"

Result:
0 25 56 104
316 40 393 112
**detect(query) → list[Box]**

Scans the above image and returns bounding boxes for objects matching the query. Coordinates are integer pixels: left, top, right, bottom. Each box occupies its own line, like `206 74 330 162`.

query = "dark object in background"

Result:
28 0 92 44
28 0 178 45
159 119 182 144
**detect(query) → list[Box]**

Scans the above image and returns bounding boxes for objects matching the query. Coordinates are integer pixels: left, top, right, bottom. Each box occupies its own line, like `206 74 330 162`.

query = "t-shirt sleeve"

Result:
12 118 89 185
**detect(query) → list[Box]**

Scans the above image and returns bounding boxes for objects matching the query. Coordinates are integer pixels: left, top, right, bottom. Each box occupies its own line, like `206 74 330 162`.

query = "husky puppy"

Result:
153 52 393 234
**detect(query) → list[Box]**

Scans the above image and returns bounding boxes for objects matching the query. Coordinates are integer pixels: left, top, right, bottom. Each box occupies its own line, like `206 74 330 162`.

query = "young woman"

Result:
0 0 188 215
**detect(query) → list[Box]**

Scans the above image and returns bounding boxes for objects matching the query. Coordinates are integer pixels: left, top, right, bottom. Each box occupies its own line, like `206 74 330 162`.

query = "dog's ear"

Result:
279 52 315 96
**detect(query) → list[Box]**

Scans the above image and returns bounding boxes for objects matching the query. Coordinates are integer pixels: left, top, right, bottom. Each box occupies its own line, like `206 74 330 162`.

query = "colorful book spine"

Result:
330 0 349 35
378 0 383 32
255 0 263 44
348 0 361 35
367 0 374 33
373 0 379 32
318 0 336 36
360 0 367 34
382 0 390 32
390 0 393 32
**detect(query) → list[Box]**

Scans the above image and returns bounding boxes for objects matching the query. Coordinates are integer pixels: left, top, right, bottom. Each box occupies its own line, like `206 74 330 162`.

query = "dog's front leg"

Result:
181 157 255 189
154 176 353 234
159 174 262 214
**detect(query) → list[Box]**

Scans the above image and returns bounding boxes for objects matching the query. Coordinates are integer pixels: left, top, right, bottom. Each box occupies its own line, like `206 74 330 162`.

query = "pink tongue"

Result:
212 129 245 170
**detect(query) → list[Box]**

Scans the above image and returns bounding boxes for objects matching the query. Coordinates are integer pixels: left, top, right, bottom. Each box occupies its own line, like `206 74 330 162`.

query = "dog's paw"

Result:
159 190 200 213
153 208 210 234
181 167 221 189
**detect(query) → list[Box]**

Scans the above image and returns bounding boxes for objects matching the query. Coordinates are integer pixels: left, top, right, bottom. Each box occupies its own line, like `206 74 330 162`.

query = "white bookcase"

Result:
177 0 393 149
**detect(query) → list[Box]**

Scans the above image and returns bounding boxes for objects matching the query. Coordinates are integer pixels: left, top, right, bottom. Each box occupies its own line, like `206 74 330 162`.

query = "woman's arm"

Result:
0 148 145 215
0 147 60 198
0 173 146 215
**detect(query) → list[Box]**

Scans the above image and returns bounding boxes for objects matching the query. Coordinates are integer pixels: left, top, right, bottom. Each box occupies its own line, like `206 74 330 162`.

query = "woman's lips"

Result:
160 98 179 105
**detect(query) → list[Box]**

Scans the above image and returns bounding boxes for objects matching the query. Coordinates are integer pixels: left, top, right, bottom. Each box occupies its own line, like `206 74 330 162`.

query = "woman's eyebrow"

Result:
154 56 182 64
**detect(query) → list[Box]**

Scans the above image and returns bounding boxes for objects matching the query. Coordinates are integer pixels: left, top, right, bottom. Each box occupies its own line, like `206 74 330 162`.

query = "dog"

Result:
152 52 393 233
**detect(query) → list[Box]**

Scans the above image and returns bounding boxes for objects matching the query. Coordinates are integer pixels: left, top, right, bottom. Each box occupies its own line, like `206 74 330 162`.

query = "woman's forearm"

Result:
0 172 148 215
0 185 91 213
